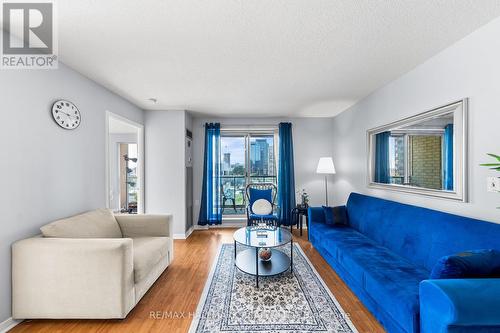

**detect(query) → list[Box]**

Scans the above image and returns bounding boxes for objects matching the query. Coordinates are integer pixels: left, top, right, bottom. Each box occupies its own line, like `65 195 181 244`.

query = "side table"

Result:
291 206 309 239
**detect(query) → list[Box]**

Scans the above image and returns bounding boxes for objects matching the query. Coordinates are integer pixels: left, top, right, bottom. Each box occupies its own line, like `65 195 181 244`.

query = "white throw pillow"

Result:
252 199 273 215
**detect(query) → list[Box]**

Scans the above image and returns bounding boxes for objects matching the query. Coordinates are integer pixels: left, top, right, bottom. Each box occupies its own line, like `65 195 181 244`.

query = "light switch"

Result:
487 177 500 193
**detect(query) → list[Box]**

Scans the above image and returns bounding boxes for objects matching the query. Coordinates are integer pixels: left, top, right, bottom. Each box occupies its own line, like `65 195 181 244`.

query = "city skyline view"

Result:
221 136 275 176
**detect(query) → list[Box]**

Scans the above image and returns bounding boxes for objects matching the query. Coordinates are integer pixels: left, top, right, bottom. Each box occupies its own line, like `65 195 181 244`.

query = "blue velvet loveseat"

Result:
309 193 500 333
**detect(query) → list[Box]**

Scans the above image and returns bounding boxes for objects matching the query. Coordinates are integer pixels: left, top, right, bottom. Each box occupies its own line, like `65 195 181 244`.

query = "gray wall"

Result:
330 16 500 223
191 117 335 224
0 60 144 322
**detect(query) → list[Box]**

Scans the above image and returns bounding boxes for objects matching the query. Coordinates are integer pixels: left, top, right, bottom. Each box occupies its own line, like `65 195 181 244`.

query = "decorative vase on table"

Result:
258 248 272 261
298 188 309 208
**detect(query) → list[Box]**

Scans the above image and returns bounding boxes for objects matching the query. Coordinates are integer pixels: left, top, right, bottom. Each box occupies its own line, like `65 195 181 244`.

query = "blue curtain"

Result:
443 124 454 191
198 123 222 225
277 122 296 226
375 131 390 184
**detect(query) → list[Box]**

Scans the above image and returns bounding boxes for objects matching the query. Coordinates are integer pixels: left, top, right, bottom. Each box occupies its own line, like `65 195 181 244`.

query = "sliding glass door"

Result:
221 135 247 216
220 132 277 217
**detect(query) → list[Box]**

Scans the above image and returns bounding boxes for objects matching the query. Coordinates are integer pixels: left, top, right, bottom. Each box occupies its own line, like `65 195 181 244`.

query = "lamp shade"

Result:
316 157 336 174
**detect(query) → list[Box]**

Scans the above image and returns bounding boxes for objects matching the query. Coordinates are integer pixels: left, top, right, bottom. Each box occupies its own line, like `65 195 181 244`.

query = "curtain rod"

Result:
204 124 279 131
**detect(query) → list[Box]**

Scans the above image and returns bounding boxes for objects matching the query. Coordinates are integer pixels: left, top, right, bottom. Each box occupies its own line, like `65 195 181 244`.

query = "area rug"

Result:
189 243 358 333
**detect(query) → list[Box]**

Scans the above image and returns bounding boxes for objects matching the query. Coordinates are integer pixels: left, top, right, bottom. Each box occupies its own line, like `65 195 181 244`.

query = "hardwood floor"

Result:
11 228 385 333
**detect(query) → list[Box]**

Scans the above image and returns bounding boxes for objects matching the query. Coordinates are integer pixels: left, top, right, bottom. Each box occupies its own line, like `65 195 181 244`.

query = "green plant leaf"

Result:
481 163 500 167
487 153 500 161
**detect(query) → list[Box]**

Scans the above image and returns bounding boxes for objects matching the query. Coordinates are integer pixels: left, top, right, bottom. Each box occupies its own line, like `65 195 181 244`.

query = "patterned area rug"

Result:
189 243 358 333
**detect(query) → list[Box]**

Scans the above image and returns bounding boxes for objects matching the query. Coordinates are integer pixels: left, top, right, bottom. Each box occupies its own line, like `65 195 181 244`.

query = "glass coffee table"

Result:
233 226 293 288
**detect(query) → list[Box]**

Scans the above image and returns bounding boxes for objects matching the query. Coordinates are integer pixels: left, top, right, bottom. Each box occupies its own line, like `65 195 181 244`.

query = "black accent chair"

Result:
221 185 237 214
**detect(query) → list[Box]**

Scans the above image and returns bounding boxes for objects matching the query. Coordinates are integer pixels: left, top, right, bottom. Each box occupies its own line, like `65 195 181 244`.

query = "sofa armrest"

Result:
12 237 135 319
115 214 173 238
308 207 326 224
420 279 500 333
115 214 174 261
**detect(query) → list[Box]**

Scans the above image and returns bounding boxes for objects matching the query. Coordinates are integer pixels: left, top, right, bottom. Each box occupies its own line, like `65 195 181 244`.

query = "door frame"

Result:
220 127 278 219
105 111 145 214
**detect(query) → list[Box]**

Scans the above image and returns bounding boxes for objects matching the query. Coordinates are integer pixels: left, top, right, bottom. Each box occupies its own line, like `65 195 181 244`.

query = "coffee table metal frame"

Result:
233 226 293 288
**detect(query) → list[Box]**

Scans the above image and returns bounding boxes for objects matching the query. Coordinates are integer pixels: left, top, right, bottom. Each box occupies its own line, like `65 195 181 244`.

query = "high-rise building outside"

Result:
223 152 231 175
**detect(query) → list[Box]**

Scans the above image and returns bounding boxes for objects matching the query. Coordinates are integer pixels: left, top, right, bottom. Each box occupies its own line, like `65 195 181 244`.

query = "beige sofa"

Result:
12 209 173 319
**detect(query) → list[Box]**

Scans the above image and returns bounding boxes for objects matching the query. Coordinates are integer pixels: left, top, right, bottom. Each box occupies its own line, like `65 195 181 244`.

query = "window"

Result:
389 135 405 185
389 133 444 189
220 131 277 217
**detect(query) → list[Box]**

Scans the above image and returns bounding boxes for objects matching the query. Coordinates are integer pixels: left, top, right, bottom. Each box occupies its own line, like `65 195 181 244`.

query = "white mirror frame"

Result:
367 99 469 202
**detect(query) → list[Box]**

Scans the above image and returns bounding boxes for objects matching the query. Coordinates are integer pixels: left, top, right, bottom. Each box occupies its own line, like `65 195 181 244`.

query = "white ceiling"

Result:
55 0 500 117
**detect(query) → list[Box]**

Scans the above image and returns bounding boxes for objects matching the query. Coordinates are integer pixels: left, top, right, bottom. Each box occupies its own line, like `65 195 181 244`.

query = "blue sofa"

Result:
309 193 500 333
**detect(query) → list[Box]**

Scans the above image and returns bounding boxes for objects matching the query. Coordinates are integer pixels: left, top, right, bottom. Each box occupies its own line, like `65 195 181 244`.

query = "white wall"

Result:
331 16 500 223
144 110 187 236
0 60 144 323
192 117 335 224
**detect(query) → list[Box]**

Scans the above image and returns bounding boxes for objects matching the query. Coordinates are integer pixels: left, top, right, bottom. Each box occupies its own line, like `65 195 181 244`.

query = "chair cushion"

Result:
249 188 272 205
133 237 170 283
252 199 273 215
40 209 122 238
249 213 278 221
430 249 500 279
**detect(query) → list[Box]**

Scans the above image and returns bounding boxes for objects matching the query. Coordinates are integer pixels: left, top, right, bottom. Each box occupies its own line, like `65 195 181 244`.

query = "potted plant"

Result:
297 189 309 208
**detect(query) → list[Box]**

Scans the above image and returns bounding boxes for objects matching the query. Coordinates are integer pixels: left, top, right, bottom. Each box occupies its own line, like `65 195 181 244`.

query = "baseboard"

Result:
173 226 194 239
217 221 246 228
193 223 304 229
194 225 208 230
0 317 21 333
185 226 194 238
194 222 246 228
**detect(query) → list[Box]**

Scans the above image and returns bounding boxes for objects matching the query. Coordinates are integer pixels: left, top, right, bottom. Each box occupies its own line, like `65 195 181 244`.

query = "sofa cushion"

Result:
430 249 500 279
40 209 122 238
333 231 428 333
322 206 348 226
309 221 348 248
133 237 170 283
346 193 500 271
322 227 375 262
360 250 428 333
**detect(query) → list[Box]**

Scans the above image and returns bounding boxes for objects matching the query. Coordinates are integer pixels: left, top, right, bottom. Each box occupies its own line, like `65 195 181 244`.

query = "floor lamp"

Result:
316 157 336 206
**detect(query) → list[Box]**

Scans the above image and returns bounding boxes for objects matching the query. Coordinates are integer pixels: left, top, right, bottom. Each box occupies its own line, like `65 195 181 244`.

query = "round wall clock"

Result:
51 100 81 130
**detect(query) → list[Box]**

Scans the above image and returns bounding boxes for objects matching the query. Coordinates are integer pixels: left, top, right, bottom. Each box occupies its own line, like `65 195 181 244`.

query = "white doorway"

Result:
105 112 145 214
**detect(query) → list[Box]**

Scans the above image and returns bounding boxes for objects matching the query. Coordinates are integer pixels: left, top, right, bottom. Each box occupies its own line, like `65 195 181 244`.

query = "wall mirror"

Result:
367 99 468 201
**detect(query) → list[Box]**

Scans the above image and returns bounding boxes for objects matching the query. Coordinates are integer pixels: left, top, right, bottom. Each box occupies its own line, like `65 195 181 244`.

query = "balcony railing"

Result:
221 175 276 215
